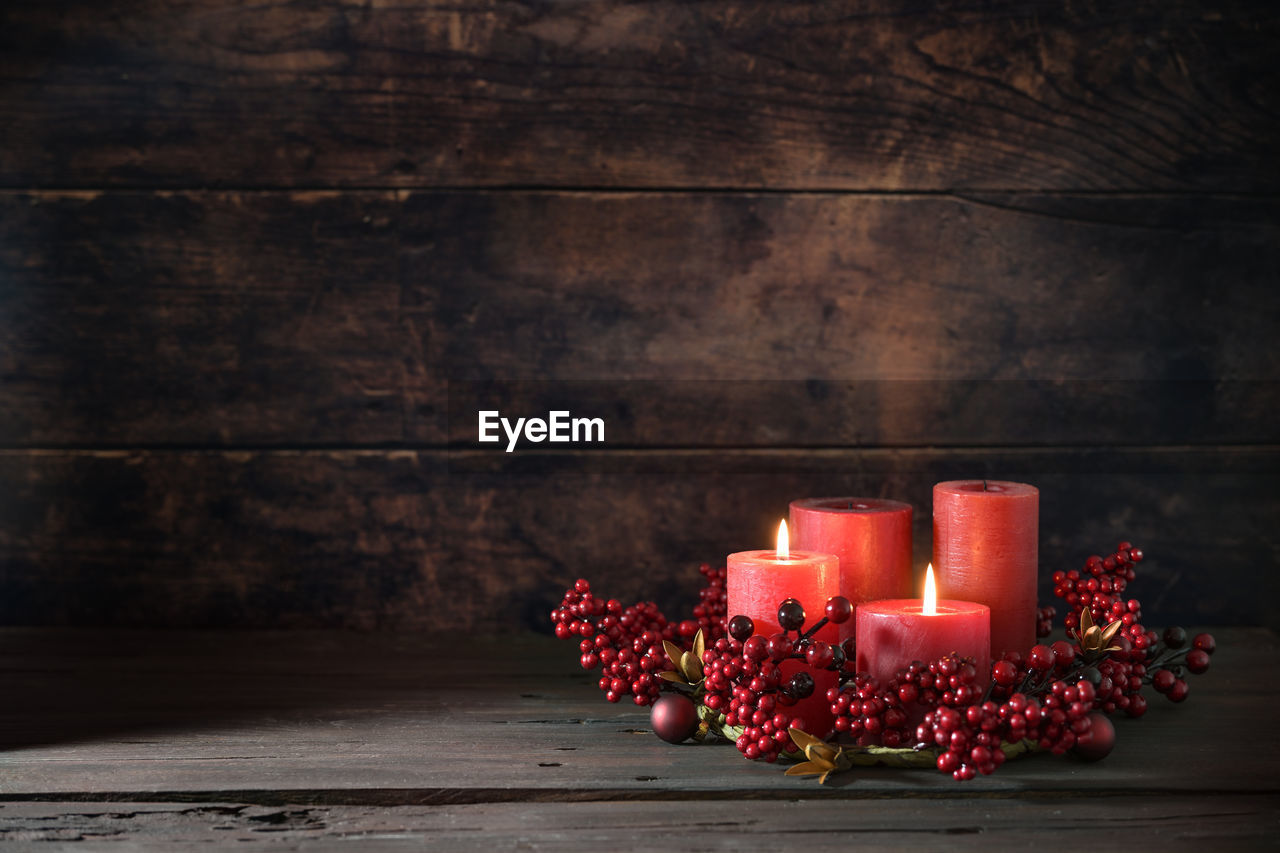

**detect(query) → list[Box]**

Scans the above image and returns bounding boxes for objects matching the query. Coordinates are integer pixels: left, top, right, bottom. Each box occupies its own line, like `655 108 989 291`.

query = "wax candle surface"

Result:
855 599 991 688
727 545 839 737
933 480 1038 656
790 497 912 625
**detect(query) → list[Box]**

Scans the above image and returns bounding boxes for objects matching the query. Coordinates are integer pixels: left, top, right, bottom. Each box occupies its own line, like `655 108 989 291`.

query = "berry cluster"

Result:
550 568 729 707
1035 605 1057 638
1052 542 1144 641
923 671 1096 779
552 539 1219 783
1051 543 1215 713
700 598 853 762
828 671 910 746
1146 626 1216 704
691 563 729 641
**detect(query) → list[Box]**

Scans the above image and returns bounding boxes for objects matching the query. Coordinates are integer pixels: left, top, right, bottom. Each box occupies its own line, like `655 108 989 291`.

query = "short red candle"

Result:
727 523 839 737
790 497 913 630
856 596 990 688
933 480 1039 656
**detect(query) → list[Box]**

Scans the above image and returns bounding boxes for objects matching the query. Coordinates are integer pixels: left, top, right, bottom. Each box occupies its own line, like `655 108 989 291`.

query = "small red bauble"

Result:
651 694 699 744
1072 712 1116 761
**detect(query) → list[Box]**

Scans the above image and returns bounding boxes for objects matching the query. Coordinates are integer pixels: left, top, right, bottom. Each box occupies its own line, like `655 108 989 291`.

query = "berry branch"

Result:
550 541 1217 782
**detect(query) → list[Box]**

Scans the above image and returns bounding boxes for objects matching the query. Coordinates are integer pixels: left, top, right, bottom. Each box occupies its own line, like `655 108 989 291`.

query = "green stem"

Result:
840 738 1040 768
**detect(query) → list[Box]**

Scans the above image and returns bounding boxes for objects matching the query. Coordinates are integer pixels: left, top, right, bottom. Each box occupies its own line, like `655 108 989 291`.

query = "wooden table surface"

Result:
1 627 1277 850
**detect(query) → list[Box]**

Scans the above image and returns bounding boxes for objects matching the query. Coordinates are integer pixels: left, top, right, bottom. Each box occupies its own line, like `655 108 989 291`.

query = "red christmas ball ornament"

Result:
651 694 699 744
1072 712 1116 762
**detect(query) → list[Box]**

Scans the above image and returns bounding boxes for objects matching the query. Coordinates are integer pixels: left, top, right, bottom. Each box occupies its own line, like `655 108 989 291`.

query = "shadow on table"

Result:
0 628 446 750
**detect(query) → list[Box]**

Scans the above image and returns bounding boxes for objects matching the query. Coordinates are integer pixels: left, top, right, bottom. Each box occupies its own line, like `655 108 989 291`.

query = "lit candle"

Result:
855 566 991 688
933 480 1038 656
790 497 913 630
727 520 840 736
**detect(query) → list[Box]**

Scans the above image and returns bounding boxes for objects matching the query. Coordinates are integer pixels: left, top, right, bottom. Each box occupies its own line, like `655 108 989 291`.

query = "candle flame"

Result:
923 564 937 616
776 519 789 560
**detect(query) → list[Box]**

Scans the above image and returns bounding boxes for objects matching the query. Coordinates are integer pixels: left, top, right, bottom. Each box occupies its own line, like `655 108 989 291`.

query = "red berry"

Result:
825 596 853 624
787 671 815 699
728 615 755 642
992 660 1018 687
1186 649 1211 674
1152 669 1176 693
1029 645 1054 671
1192 633 1216 656
1167 679 1190 703
767 634 793 661
777 599 805 632
805 641 835 670
742 636 768 661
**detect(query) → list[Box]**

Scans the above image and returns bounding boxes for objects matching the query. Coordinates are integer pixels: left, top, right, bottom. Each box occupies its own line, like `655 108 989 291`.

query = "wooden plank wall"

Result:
1 1 1277 633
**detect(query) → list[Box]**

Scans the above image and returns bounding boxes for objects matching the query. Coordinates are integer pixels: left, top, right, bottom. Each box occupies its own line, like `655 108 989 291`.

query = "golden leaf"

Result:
1083 625 1102 649
680 651 703 682
1101 620 1123 644
1079 608 1096 634
785 759 834 778
658 670 687 683
788 728 826 755
692 628 706 662
662 640 683 669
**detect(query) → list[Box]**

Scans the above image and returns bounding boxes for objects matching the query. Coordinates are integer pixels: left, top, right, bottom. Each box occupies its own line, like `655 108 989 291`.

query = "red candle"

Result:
790 497 913 629
933 480 1039 657
855 566 991 688
727 521 839 737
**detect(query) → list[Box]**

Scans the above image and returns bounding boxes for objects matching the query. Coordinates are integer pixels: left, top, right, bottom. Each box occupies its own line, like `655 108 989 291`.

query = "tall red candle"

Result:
790 497 912 628
933 480 1039 657
855 568 990 688
727 521 839 737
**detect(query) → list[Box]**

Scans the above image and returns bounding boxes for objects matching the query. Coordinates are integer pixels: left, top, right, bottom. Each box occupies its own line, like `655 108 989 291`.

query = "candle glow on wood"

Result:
776 519 789 559
923 563 937 616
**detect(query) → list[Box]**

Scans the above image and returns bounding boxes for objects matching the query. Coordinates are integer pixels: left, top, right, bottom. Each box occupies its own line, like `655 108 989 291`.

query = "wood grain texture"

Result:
0 629 1274 795
2 797 1276 850
1 629 1273 848
3 191 1277 446
1 2 1277 190
1 449 1275 632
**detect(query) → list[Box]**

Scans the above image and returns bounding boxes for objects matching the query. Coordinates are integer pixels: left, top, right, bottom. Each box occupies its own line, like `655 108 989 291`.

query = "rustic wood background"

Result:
1 1 1277 633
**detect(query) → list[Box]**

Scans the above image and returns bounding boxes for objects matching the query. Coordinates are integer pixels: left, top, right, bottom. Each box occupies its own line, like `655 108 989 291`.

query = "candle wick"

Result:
983 479 988 491
848 501 853 510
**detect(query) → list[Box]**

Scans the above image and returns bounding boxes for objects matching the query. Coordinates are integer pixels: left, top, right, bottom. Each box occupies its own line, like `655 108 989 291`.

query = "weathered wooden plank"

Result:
2 796 1277 850
0 450 1275 631
0 629 1273 798
3 191 1277 446
0 191 415 447
1 1 1276 190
